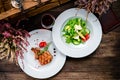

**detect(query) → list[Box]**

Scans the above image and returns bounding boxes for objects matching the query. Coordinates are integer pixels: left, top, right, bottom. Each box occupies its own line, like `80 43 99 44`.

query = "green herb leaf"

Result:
38 42 52 55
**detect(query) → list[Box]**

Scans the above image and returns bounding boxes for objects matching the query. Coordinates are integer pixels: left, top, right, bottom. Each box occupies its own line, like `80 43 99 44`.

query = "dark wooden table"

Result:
0 1 120 80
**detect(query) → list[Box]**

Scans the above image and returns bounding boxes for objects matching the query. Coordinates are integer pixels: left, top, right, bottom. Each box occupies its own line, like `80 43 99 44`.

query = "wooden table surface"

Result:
0 1 120 80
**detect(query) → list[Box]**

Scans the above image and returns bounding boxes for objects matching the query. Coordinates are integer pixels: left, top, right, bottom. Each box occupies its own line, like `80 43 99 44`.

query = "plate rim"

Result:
52 8 102 58
18 29 66 79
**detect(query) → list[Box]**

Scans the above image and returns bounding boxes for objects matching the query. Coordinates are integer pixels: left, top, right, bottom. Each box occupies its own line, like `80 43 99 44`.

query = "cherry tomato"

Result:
82 34 90 42
85 34 90 40
82 38 86 42
39 41 47 48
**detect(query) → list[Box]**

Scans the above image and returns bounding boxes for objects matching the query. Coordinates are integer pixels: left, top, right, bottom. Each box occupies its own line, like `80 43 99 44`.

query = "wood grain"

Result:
0 1 38 20
0 0 4 13
0 57 120 72
0 0 70 20
0 71 119 80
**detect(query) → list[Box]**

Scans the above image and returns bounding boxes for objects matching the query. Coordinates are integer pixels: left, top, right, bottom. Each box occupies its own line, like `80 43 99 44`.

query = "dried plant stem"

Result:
86 11 89 23
75 0 117 15
0 21 30 63
75 8 80 16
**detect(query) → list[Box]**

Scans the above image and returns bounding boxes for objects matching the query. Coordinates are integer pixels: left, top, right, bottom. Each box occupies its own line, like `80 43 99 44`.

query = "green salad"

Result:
62 17 90 45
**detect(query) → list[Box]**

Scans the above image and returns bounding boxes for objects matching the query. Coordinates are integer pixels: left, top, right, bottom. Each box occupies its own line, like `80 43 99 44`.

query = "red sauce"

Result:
41 14 54 27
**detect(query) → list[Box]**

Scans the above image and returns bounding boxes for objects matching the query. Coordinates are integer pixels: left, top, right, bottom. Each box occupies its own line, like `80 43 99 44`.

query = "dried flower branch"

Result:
0 20 30 63
75 0 117 15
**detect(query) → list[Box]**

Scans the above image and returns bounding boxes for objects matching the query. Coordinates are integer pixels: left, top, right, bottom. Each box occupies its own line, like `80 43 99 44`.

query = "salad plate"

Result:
18 29 66 79
52 8 102 58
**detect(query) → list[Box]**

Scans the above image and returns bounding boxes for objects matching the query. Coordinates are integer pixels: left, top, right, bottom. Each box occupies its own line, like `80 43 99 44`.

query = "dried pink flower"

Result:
2 31 12 38
75 0 117 15
0 20 30 63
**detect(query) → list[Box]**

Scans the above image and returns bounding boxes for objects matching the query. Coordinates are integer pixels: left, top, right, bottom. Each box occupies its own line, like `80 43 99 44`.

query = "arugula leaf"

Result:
38 42 52 55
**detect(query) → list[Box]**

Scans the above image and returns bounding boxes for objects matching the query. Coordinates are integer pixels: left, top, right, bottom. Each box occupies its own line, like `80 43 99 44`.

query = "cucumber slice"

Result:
64 26 70 31
85 28 90 34
72 39 81 45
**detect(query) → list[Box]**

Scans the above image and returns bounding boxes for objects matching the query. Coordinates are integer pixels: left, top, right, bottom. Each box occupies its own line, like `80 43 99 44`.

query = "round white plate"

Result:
18 29 66 79
52 8 102 58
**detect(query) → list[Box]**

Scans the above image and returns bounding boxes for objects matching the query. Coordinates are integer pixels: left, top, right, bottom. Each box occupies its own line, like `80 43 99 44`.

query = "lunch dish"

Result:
18 29 66 79
62 17 90 45
52 8 102 58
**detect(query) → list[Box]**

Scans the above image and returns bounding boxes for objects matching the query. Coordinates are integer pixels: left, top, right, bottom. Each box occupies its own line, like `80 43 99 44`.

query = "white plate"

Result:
18 29 66 79
11 0 19 8
52 8 102 58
